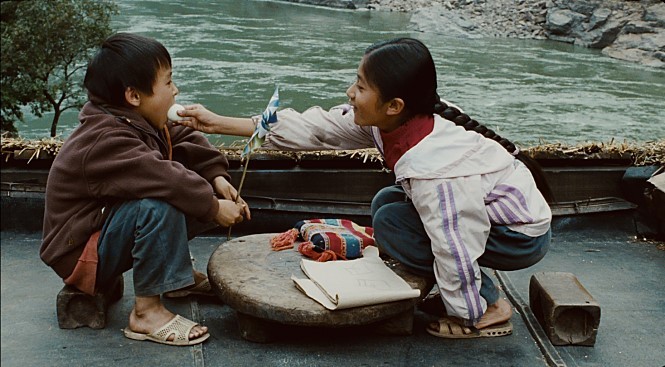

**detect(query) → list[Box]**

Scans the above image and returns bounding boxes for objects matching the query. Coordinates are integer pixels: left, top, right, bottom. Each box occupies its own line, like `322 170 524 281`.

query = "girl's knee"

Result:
372 206 398 255
529 230 551 265
371 205 390 238
371 185 405 217
371 188 389 217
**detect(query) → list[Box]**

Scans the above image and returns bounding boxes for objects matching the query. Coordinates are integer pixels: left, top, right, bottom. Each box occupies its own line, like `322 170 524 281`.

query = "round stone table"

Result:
207 233 430 342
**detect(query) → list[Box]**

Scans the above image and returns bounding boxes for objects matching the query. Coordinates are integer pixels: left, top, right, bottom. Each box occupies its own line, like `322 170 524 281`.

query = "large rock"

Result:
315 0 665 67
602 28 665 67
408 5 482 38
545 8 587 43
543 1 665 66
280 0 369 9
645 2 665 27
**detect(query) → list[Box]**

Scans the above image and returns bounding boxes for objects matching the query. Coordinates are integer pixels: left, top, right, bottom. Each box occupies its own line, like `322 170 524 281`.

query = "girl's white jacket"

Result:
264 105 551 324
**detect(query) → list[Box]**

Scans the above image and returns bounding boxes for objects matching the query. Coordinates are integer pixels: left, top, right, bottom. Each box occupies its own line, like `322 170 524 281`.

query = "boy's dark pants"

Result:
95 198 213 297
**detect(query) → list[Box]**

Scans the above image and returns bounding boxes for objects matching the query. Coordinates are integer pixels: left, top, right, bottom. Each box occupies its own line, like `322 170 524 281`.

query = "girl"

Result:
176 38 553 338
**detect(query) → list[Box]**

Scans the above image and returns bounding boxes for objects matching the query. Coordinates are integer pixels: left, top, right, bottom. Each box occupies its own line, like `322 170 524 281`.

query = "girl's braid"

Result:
433 99 555 202
435 101 517 154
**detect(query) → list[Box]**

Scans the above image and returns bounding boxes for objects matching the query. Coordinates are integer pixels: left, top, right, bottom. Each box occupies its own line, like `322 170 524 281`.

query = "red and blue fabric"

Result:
295 219 375 260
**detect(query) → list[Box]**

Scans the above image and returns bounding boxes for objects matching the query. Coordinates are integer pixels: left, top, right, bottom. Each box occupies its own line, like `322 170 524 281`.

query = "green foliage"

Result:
1 0 118 137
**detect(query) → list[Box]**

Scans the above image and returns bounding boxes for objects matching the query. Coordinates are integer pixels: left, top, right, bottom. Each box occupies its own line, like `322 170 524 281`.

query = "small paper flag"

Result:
242 87 279 159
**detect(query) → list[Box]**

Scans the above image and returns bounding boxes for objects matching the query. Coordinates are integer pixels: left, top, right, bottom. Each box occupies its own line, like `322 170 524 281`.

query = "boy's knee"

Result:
139 198 178 214
136 199 185 228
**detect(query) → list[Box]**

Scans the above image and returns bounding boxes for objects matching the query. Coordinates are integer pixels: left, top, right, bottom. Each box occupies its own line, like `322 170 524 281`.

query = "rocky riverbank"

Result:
283 0 665 68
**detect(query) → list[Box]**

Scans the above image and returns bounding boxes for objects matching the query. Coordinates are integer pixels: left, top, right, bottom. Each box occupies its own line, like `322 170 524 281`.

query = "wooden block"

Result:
529 272 600 346
56 276 124 329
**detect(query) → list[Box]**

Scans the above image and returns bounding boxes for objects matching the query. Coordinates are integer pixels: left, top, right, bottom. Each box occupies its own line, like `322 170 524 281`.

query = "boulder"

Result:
409 5 482 38
281 0 369 9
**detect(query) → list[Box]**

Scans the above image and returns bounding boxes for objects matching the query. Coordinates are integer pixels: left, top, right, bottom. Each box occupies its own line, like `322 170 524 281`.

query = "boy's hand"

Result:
214 199 247 227
173 104 220 134
212 176 251 220
212 176 236 200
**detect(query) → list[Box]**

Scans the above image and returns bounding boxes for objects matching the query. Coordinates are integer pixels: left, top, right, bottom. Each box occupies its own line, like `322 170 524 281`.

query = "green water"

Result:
16 0 665 146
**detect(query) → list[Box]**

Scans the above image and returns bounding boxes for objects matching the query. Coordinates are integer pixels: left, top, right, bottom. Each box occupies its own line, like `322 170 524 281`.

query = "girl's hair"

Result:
84 32 171 107
363 38 554 202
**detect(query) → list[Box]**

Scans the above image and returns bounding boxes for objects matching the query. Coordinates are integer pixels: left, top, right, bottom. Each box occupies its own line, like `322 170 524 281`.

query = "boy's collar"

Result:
87 101 155 131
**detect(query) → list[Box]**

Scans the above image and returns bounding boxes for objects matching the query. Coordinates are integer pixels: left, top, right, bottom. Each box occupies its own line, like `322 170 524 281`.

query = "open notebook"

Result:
291 246 421 310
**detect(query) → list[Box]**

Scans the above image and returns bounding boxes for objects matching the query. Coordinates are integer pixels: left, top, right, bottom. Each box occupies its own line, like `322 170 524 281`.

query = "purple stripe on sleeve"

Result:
485 185 534 224
499 200 533 223
495 201 521 223
487 184 529 208
497 191 533 222
488 202 510 225
436 182 483 321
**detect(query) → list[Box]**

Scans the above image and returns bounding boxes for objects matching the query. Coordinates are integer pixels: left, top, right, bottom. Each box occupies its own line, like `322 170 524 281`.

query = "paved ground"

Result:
2 211 664 367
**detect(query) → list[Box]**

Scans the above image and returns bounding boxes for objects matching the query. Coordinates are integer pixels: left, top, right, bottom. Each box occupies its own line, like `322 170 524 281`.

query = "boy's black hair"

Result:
84 32 171 107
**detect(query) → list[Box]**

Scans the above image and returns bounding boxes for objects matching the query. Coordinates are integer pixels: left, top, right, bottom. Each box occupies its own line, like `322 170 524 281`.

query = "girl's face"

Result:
136 66 179 130
346 57 392 130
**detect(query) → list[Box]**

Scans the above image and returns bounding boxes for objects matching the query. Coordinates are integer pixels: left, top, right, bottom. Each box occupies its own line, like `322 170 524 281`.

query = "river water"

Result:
17 0 664 146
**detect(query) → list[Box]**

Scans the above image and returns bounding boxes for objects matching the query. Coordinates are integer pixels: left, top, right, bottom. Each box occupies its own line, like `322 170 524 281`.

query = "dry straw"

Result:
2 134 663 167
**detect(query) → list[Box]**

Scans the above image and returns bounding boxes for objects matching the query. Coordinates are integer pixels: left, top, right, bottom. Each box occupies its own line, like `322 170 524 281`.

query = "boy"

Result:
40 33 249 346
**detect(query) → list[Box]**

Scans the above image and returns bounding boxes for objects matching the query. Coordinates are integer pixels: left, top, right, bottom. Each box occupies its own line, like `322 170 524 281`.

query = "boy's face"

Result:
136 66 178 130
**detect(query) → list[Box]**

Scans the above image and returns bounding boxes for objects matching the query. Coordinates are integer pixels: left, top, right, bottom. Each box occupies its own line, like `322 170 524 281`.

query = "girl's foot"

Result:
474 297 513 329
426 298 514 339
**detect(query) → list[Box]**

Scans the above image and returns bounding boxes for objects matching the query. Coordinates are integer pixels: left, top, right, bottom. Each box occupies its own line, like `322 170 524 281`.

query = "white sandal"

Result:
123 314 210 346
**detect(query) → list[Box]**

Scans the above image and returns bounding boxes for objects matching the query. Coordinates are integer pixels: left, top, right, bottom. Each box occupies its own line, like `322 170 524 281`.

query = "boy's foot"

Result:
124 314 209 346
126 297 208 344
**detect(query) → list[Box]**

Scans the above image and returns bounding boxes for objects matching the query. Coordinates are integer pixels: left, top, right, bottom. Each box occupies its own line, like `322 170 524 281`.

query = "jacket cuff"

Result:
202 196 219 222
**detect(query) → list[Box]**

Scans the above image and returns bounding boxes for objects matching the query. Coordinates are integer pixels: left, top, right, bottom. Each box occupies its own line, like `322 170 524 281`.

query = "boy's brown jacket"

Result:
40 101 230 279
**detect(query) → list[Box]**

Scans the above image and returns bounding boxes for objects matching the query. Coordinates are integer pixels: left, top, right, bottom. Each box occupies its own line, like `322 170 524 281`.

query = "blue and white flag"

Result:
242 87 279 159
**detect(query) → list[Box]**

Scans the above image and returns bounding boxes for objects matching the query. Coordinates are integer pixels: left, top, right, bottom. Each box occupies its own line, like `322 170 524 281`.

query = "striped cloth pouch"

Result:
270 219 375 261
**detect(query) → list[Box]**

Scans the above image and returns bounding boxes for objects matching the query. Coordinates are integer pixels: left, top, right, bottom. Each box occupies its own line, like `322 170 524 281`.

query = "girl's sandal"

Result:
426 317 513 339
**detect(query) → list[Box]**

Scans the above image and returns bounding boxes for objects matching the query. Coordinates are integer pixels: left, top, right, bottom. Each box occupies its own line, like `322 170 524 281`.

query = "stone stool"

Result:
529 272 601 346
207 233 430 343
56 275 124 329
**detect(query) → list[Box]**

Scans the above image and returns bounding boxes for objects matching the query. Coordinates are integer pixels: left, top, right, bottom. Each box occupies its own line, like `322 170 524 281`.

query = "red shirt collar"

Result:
379 115 434 171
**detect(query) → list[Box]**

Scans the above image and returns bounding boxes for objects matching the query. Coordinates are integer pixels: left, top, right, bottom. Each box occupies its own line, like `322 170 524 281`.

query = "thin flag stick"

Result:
226 87 279 240
227 156 250 240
